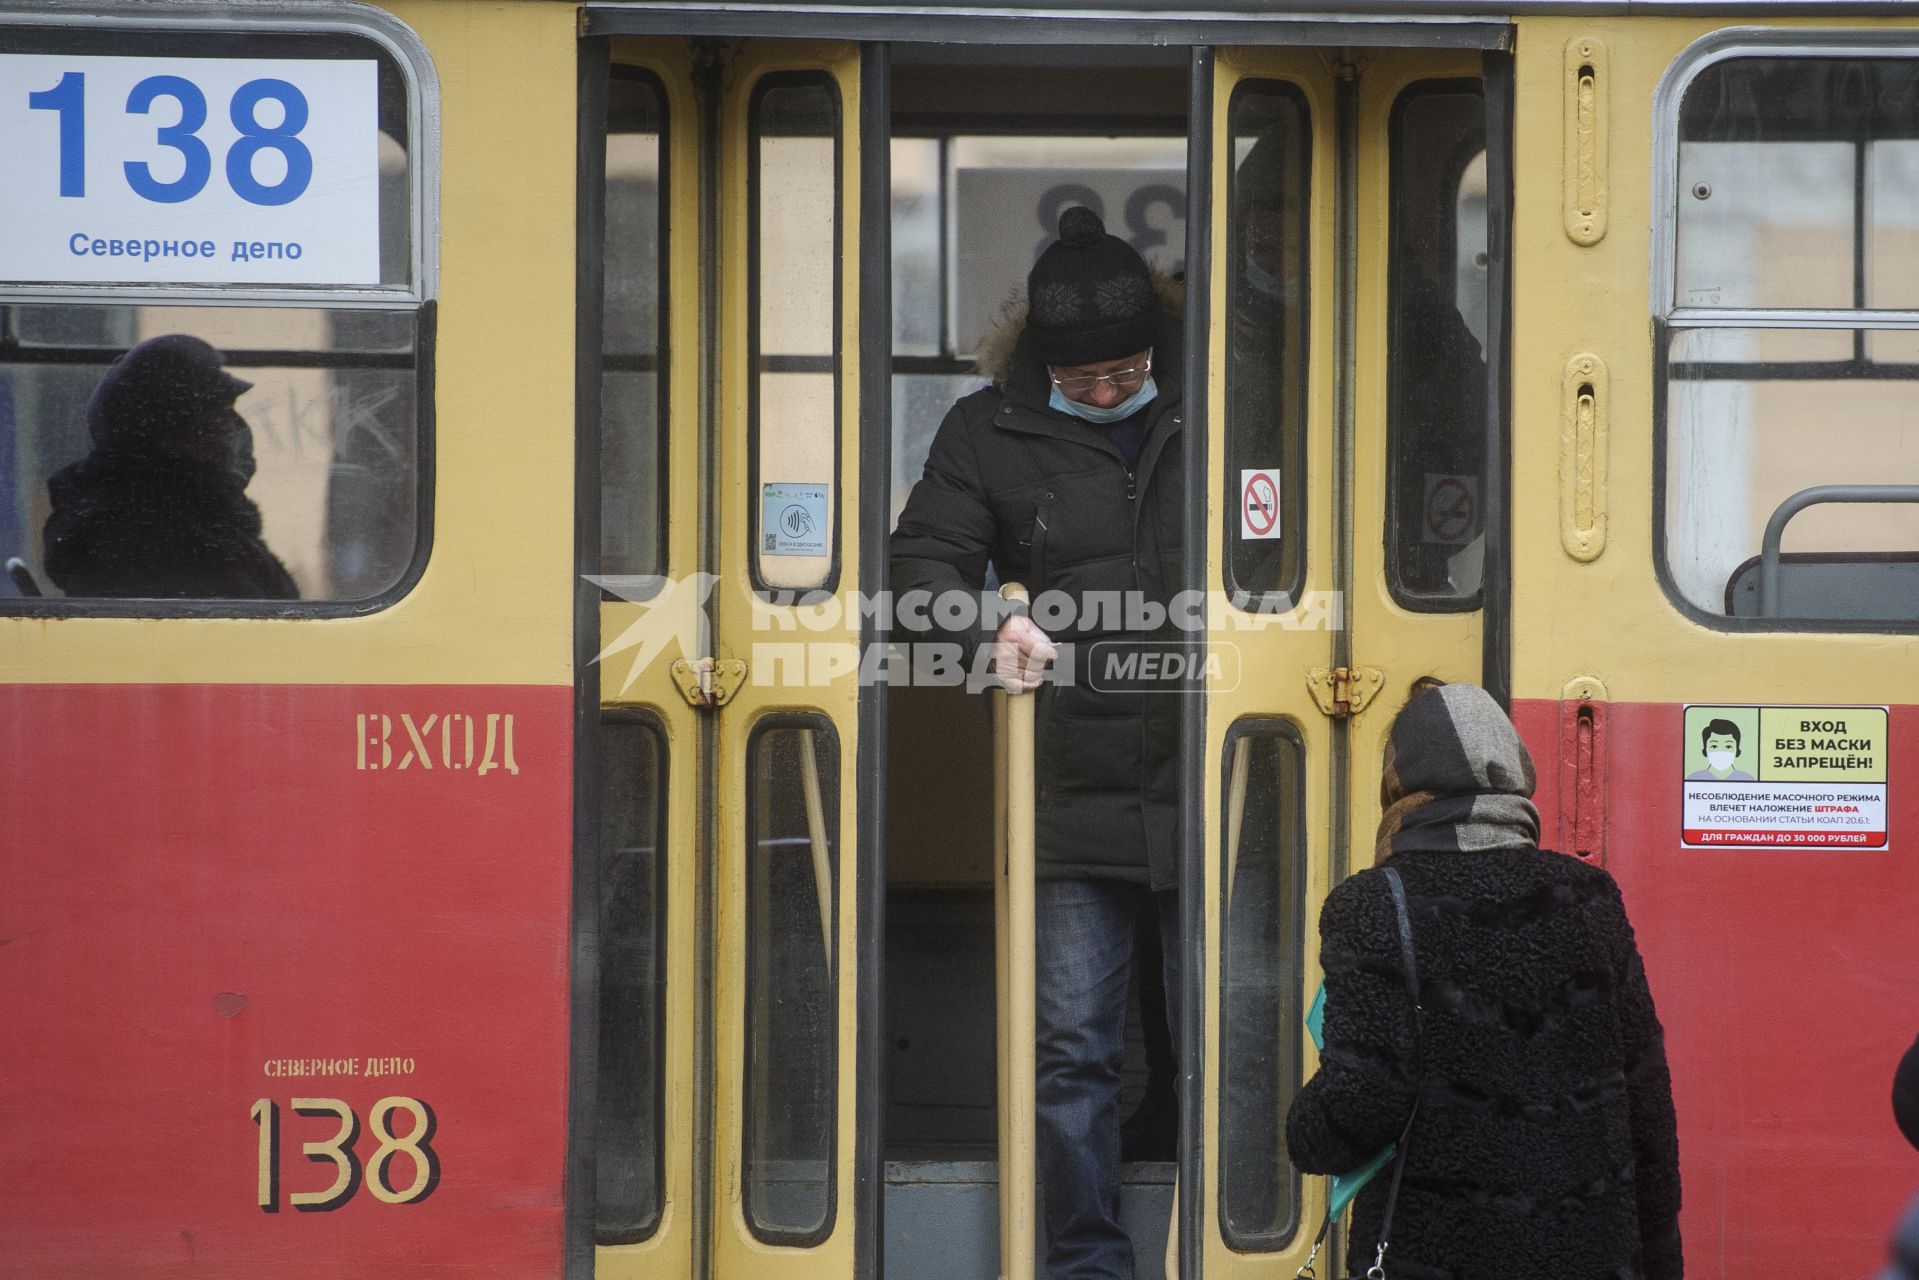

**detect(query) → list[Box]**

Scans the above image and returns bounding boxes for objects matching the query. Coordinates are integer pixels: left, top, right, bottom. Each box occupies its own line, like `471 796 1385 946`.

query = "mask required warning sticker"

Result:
1681 704 1889 849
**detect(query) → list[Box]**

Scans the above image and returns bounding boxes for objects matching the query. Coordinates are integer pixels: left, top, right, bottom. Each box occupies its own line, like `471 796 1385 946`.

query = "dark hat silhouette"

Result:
87 333 253 449
1026 206 1160 367
1896 1032 1919 1152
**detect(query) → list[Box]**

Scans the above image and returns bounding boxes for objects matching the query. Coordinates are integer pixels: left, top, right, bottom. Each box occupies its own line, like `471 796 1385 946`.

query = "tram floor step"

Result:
883 1160 1173 1280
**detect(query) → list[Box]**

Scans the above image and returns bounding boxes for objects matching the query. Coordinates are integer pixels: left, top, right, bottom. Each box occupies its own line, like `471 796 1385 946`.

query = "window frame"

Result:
600 63 671 588
1214 715 1309 1253
1653 28 1919 331
739 709 842 1248
593 708 670 1247
1221 75 1313 614
1651 28 1919 635
1383 77 1486 614
0 4 439 618
746 69 844 599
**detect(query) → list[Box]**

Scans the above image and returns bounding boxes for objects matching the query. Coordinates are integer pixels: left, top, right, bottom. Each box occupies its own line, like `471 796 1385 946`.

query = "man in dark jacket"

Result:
1288 683 1682 1280
891 206 1184 1280
43 333 298 600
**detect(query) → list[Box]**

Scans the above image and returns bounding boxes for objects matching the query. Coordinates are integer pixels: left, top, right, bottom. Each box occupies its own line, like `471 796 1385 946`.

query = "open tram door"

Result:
580 33 882 1280
1193 40 1506 1280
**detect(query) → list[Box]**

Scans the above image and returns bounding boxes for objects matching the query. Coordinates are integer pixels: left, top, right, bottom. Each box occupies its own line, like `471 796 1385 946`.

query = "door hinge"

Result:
1306 666 1384 719
671 656 746 708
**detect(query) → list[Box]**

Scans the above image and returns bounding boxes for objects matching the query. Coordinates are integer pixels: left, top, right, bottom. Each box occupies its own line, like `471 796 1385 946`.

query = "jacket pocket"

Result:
1017 497 1053 588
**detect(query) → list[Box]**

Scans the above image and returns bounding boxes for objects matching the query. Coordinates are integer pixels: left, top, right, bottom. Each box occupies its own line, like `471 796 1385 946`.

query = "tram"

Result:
2 1 1917 1277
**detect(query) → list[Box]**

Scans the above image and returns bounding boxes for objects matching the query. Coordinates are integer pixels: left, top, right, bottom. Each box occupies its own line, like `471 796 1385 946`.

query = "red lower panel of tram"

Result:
1514 697 1918 1280
0 683 573 1279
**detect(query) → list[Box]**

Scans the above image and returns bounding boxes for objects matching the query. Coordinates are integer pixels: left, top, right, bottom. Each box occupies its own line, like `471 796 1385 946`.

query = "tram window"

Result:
1663 327 1919 621
892 137 944 360
0 306 422 603
1385 82 1488 610
601 70 667 580
1673 58 1919 312
1223 83 1310 608
751 76 841 594
744 717 840 1245
0 19 426 609
1661 52 1919 624
1218 722 1307 1250
891 373 979 528
596 715 667 1245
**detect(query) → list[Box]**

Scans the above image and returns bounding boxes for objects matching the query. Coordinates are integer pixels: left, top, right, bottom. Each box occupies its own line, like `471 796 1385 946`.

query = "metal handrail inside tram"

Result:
799 731 836 972
1758 484 1919 616
992 583 1038 1280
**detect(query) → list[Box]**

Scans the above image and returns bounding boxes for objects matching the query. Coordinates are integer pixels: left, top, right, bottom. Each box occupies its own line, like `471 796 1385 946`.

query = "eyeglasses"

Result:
1049 356 1152 396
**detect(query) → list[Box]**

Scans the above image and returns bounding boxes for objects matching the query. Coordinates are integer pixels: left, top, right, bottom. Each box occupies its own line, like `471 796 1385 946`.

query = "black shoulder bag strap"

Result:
1298 866 1424 1280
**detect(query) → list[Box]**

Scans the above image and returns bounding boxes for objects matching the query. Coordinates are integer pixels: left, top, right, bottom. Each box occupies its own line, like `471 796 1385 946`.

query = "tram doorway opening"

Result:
882 44 1193 1280
585 30 1499 1280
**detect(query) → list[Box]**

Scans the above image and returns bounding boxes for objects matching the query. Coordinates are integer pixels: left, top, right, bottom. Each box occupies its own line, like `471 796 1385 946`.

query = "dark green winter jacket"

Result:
890 280 1185 889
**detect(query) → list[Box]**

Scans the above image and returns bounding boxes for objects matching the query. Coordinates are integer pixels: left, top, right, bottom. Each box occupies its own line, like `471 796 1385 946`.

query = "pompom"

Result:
1057 205 1106 246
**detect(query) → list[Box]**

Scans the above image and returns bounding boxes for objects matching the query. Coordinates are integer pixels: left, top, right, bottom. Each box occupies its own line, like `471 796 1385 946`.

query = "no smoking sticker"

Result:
1422 473 1479 545
1240 469 1281 540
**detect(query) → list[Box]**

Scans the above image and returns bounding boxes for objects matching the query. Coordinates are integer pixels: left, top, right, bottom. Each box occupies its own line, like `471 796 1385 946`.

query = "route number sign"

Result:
0 55 381 287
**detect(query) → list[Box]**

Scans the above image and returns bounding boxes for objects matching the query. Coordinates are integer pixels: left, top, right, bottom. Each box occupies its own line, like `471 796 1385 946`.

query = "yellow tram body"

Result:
2 3 1916 1279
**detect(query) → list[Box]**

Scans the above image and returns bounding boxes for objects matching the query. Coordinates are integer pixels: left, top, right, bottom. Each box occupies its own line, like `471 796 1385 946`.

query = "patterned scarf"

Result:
1374 683 1541 867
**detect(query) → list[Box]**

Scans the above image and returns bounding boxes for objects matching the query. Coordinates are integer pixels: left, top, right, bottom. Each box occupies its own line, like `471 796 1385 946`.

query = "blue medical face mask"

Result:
1049 375 1158 424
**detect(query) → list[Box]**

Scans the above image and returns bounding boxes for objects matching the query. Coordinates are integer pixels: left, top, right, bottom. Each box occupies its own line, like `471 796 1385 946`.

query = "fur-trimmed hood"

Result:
973 267 1187 386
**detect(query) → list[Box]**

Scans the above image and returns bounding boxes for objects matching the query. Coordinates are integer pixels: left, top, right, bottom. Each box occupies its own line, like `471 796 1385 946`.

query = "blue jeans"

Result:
1035 877 1180 1280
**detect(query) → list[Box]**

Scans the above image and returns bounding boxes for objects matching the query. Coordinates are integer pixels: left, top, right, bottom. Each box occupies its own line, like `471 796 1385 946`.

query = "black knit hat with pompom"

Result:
1025 206 1161 366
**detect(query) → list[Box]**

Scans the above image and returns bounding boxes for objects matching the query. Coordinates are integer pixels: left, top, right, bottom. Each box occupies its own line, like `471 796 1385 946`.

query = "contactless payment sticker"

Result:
761 484 829 557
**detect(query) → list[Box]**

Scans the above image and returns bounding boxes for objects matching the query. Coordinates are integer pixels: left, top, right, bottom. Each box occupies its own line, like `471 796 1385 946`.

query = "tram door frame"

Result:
581 32 887 1280
575 21 1513 1280
1200 42 1507 1280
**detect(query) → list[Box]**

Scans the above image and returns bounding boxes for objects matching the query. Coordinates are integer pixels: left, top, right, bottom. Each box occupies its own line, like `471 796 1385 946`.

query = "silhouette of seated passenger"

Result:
43 334 297 600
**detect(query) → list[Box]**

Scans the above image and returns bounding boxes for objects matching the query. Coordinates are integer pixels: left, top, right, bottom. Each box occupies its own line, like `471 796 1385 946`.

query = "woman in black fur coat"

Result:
1286 682 1682 1280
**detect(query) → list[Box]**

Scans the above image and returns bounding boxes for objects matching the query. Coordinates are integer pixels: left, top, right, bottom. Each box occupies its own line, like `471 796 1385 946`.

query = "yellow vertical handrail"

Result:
993 582 1038 1280
993 686 1014 1276
1223 734 1251 907
799 729 835 974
